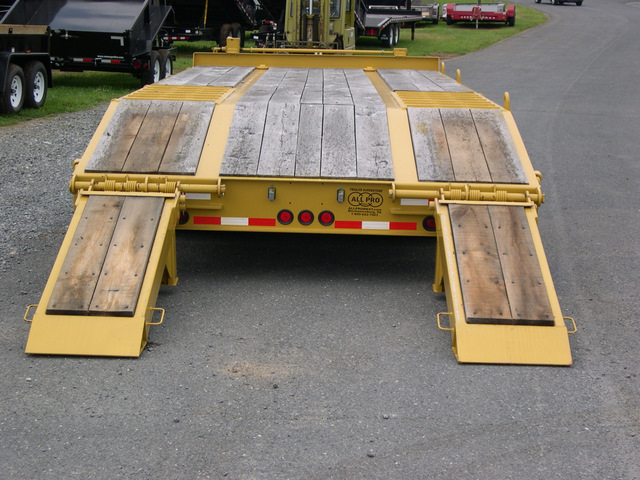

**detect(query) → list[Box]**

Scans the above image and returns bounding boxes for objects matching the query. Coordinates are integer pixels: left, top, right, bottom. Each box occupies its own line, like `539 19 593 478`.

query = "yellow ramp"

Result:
25 192 180 357
434 201 574 365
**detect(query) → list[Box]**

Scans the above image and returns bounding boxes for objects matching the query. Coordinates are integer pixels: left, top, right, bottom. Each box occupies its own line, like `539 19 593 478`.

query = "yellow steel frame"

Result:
24 191 180 357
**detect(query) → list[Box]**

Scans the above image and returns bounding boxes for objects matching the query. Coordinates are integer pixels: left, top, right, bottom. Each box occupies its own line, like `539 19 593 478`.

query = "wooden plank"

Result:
322 104 357 177
221 69 285 175
449 204 512 324
419 70 472 92
89 197 164 317
471 109 527 184
213 66 256 87
323 69 352 105
220 101 270 176
377 69 417 91
122 100 181 173
85 100 151 172
295 103 323 177
407 107 455 181
301 68 323 104
440 108 492 182
489 206 554 325
354 103 394 179
158 101 214 175
271 68 307 103
257 101 301 176
157 66 227 85
46 196 124 315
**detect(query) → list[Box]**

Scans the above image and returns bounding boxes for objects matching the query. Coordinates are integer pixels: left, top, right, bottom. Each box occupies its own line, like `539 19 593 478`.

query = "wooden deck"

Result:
448 204 554 326
86 99 214 175
220 67 394 180
157 65 255 87
46 196 165 317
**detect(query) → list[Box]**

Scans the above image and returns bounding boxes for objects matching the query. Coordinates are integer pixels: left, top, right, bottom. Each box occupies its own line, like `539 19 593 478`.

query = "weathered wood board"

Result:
378 68 471 92
89 197 164 316
47 196 165 317
86 99 214 175
158 65 255 87
408 107 527 183
449 204 554 326
220 67 393 180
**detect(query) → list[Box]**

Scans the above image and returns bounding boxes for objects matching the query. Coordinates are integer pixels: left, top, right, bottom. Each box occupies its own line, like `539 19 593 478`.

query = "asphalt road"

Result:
1 1 639 478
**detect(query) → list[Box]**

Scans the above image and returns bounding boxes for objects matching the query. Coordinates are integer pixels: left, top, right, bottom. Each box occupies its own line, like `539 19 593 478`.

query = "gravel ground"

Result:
0 105 108 276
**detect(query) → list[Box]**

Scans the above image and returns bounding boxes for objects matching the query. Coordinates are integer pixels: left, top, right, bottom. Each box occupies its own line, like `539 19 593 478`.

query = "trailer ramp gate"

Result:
25 192 180 357
434 201 573 365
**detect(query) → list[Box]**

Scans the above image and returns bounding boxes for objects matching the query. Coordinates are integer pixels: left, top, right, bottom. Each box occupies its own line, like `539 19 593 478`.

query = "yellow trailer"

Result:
24 39 576 364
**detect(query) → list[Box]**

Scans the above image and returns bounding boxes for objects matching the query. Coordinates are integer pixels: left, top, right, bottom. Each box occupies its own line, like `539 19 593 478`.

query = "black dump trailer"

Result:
164 0 259 47
1 0 173 113
0 23 51 113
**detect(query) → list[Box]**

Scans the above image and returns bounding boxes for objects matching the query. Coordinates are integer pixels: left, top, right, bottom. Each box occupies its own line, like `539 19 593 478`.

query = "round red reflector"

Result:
319 210 335 226
277 209 294 225
423 216 437 231
179 211 190 225
298 210 314 226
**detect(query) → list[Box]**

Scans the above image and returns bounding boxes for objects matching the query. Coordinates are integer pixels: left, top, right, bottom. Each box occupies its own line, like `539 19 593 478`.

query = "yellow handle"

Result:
23 304 38 323
437 312 454 331
564 316 577 334
147 307 165 326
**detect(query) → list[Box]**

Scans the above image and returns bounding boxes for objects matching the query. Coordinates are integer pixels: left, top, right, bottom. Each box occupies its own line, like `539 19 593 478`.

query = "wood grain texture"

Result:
322 104 357 178
122 101 180 173
471 109 527 184
89 197 164 317
488 206 554 325
440 108 492 182
295 103 323 177
449 204 511 323
46 196 124 315
86 100 151 172
158 101 214 175
408 107 455 181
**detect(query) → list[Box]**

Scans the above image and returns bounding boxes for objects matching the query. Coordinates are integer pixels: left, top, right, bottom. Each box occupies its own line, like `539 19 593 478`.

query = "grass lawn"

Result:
0 2 546 127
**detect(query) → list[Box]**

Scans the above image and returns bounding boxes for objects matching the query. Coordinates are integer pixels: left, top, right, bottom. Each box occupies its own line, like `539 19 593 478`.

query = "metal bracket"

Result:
23 304 38 323
564 316 578 334
437 312 454 331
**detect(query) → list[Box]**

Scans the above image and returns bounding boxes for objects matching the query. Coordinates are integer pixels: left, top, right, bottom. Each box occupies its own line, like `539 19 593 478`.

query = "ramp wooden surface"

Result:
448 204 553 326
408 107 527 183
46 196 165 317
86 99 214 175
220 67 394 180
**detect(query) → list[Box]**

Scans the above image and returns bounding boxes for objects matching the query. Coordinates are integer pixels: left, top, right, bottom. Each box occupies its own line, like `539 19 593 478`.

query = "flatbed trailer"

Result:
446 2 516 26
24 40 575 365
361 7 424 47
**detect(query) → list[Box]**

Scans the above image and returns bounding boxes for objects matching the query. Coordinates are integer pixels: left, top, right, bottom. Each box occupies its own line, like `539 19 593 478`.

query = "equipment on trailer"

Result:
24 39 576 365
535 0 583 5
446 2 516 27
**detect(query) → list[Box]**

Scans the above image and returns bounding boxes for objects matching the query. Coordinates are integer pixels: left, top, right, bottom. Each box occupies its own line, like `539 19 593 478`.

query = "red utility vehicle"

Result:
446 2 515 26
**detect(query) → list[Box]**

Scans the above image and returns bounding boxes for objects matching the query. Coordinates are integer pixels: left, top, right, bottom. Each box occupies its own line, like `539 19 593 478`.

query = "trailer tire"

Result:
141 50 161 86
392 24 399 46
0 64 25 114
219 23 231 47
446 16 454 25
508 14 515 26
231 23 245 48
24 61 48 109
535 0 541 3
159 49 173 79
382 26 393 48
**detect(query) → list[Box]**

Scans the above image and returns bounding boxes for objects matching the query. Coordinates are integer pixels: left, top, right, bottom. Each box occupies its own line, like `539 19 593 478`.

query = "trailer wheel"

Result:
446 16 454 25
392 24 400 46
159 50 173 79
141 50 161 86
219 23 231 47
382 26 393 48
508 14 515 26
231 23 245 48
0 64 25 114
535 0 541 3
24 61 48 109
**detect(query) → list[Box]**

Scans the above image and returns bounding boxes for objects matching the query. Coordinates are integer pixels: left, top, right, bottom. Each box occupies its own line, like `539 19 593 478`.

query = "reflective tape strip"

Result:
193 216 276 227
335 220 417 231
